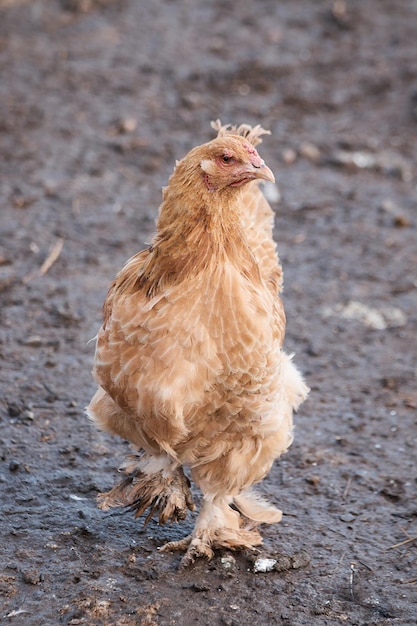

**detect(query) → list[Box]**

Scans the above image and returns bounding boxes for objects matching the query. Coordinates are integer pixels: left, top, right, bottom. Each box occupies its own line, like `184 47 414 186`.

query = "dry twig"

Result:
387 536 417 550
342 475 353 500
400 577 417 585
40 238 64 275
387 526 417 550
23 238 65 284
349 561 356 600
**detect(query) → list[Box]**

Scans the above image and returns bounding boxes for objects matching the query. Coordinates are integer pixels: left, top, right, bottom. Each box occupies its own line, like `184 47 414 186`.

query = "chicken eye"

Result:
222 154 233 163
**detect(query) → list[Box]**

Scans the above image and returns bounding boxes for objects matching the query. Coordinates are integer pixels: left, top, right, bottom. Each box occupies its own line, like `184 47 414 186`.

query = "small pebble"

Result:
9 460 20 472
21 568 42 585
7 402 23 417
23 335 43 347
393 214 411 227
116 117 137 133
253 558 277 573
21 409 35 421
306 474 321 486
221 554 236 571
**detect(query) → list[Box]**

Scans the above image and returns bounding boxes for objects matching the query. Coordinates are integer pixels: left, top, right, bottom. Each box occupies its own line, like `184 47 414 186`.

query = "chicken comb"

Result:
211 119 271 147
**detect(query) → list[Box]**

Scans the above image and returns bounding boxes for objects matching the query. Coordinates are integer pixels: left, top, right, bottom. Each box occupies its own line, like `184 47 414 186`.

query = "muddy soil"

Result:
1 1 417 624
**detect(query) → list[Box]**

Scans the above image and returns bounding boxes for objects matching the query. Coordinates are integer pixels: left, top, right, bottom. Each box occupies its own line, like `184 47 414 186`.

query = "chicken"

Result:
87 122 309 566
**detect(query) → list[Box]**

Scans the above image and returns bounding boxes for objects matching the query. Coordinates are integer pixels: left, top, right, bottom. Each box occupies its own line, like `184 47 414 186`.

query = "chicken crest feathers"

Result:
211 119 271 147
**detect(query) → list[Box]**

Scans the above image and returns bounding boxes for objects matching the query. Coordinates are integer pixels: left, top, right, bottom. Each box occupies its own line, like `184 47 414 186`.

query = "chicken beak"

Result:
252 162 275 183
229 161 276 187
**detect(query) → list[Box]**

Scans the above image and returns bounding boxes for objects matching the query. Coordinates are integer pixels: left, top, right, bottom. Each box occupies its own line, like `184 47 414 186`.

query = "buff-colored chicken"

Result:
87 122 309 566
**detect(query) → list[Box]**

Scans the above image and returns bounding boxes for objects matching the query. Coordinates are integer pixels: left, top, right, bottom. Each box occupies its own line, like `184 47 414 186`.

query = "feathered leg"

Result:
97 453 195 525
160 494 267 567
87 388 195 524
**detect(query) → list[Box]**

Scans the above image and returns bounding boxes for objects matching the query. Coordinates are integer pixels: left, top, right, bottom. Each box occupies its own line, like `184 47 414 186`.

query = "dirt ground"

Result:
1 0 417 624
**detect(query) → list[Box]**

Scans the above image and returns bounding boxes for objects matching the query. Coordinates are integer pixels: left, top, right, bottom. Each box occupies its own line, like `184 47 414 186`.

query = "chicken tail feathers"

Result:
233 490 282 525
281 352 310 411
211 119 271 147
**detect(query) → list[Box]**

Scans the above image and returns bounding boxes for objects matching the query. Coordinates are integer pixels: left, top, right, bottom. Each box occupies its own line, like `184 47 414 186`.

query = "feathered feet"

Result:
97 453 195 525
160 495 273 568
160 526 263 569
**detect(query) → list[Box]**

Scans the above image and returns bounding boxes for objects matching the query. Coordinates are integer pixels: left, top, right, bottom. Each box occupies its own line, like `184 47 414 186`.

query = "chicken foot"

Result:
159 534 214 568
159 496 263 567
97 455 195 525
